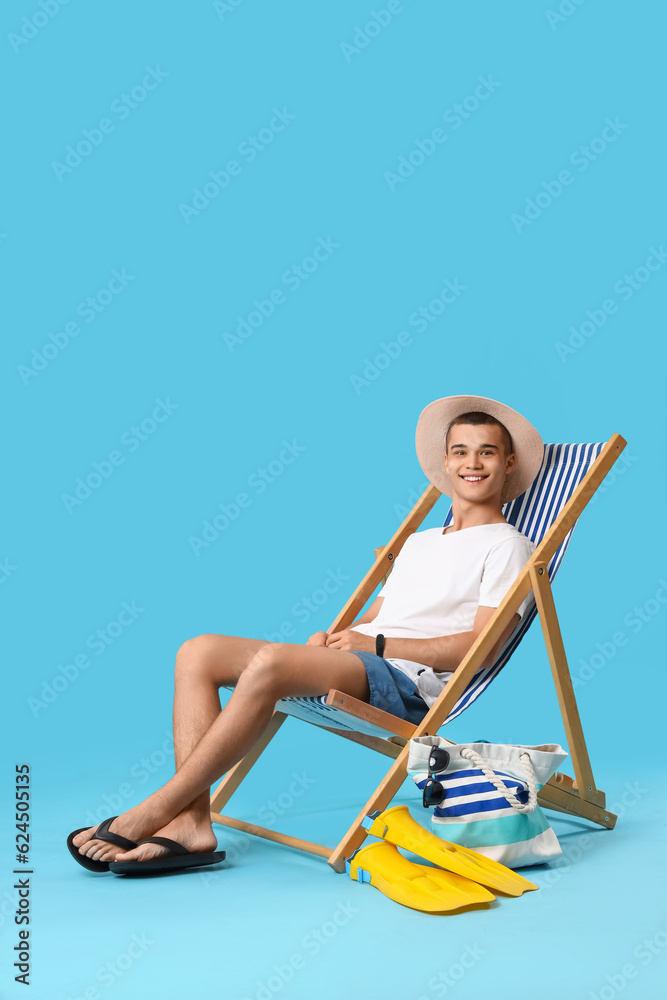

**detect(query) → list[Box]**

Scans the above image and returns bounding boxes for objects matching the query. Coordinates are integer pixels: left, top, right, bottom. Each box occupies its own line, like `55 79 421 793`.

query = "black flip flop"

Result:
67 816 139 872
108 836 226 876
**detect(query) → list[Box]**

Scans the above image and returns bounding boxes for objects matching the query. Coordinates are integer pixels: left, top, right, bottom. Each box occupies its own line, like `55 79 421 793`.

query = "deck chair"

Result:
210 433 627 872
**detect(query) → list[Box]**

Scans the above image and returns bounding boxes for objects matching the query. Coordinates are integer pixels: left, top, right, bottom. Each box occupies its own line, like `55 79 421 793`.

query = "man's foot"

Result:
71 804 164 863
111 810 218 864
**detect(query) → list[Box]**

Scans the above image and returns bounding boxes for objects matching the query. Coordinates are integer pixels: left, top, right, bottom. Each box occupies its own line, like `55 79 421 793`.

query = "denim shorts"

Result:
350 649 429 725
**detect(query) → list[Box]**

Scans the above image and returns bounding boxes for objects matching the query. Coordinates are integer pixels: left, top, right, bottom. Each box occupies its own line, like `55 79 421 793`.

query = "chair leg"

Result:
327 743 411 872
538 774 617 829
210 711 286 814
529 562 601 802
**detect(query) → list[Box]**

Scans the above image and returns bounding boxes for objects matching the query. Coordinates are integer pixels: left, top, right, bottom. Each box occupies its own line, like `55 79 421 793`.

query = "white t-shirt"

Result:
352 521 535 708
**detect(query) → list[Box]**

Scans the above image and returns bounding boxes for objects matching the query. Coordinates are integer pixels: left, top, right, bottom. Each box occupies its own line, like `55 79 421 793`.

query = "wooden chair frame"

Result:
210 433 626 872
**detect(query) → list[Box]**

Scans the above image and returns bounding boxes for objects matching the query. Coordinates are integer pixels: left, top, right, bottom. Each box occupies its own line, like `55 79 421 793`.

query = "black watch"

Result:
375 633 385 658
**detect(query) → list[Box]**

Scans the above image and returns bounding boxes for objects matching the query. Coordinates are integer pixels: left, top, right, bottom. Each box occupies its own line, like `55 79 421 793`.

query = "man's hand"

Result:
306 631 329 646
325 629 375 652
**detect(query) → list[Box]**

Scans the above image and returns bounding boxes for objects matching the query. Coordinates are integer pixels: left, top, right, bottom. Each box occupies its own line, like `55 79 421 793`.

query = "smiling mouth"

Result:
459 475 488 483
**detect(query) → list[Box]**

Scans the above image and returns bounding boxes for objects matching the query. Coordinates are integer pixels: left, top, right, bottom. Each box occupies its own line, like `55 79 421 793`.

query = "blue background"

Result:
3 1 666 998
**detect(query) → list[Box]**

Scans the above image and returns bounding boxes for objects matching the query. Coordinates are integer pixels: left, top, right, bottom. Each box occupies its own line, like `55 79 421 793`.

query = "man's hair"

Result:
445 410 513 455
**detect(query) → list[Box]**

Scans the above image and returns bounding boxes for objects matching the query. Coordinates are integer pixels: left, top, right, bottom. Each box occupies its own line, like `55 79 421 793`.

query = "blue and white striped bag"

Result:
408 736 568 869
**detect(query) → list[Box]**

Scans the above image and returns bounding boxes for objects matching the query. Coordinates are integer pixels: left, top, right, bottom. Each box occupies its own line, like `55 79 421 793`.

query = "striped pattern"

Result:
272 693 404 738
221 684 408 739
222 687 405 738
439 442 604 724
414 768 531 820
270 442 604 737
407 738 568 857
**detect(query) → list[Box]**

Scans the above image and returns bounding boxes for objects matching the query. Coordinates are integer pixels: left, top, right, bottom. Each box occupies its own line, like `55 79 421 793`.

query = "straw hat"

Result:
415 394 544 503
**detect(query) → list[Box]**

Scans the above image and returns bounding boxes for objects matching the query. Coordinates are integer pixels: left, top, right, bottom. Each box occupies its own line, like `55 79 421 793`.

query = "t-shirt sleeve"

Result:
478 535 535 618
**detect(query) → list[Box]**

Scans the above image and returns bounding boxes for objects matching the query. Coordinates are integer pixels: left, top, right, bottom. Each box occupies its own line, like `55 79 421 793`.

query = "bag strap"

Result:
460 747 538 814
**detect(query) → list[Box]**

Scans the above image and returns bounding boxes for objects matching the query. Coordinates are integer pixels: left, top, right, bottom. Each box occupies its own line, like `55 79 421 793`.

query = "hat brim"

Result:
415 395 544 504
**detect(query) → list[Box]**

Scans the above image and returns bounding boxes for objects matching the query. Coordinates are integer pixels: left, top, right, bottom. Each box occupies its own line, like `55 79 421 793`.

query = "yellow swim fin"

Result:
347 840 495 913
366 805 538 897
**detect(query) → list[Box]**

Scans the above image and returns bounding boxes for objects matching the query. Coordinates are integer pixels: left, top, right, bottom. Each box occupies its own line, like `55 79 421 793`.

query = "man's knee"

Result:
237 643 288 692
175 634 226 675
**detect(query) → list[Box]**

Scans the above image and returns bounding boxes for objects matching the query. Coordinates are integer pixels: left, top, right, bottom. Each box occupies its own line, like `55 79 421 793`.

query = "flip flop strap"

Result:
94 816 139 851
138 836 190 856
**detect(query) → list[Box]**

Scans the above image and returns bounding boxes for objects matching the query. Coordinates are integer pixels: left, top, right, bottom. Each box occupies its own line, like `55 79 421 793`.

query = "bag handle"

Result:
460 747 537 814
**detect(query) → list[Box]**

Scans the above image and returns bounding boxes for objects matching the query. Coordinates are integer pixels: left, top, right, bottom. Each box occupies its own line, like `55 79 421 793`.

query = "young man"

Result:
69 394 542 872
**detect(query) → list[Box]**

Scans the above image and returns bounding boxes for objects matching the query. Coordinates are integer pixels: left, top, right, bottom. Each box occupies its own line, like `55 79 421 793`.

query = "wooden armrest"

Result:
325 689 416 739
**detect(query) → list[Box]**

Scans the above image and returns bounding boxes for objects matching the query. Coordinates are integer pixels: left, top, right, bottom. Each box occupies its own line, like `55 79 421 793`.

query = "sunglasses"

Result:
422 747 451 808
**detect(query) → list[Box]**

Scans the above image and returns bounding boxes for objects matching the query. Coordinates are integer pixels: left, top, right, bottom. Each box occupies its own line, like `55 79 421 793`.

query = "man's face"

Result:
443 422 516 502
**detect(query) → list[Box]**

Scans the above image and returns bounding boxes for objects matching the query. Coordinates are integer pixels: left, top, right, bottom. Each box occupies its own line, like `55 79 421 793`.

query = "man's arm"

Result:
349 595 384 628
383 606 520 672
306 596 384 645
326 605 520 672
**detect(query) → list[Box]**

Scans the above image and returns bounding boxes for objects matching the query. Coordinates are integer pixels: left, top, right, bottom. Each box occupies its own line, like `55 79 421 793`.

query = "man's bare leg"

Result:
72 634 272 860
73 638 370 863
165 634 272 846
136 635 277 858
